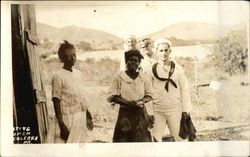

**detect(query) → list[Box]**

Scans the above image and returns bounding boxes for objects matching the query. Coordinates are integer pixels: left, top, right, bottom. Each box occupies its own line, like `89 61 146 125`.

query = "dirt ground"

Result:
83 119 250 143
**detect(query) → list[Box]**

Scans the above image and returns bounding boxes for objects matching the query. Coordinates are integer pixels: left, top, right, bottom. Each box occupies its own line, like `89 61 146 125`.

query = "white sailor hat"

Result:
154 38 172 50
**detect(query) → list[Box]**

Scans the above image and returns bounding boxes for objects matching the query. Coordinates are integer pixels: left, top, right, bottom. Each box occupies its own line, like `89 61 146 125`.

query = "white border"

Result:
1 1 250 157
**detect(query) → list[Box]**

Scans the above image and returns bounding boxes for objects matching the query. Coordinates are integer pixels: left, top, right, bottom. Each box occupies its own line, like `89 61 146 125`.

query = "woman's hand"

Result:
53 98 69 141
135 100 144 108
59 123 69 141
86 110 94 131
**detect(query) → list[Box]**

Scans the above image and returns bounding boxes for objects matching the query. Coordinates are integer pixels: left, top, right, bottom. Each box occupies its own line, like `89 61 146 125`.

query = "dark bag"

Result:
86 109 94 130
179 114 196 141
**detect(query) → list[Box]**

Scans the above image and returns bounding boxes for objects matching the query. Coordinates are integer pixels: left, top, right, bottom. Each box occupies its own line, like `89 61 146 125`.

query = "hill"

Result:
141 22 231 45
36 23 123 51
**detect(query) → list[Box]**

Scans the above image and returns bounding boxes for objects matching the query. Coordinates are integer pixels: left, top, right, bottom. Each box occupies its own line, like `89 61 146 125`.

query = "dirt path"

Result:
45 116 249 143
86 120 250 142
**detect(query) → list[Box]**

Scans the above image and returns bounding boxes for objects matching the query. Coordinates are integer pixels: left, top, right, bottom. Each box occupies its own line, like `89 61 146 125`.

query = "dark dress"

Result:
108 71 153 142
113 106 152 142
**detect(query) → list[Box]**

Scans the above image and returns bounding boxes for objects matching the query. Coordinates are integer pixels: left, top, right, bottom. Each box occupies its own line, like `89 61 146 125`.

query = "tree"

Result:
77 41 92 51
206 28 248 75
41 37 54 49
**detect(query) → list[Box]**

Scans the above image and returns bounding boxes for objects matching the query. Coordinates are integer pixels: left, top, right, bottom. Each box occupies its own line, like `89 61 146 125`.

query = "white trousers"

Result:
152 110 186 142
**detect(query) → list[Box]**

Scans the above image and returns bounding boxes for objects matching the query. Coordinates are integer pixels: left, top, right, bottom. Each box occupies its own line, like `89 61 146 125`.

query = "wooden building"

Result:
12 4 49 144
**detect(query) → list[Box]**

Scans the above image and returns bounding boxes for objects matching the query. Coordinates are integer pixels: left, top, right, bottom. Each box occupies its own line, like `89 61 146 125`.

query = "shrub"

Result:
206 28 248 75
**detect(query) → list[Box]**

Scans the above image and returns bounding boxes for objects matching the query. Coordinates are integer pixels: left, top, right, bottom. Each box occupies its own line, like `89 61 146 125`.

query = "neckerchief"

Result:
152 61 177 92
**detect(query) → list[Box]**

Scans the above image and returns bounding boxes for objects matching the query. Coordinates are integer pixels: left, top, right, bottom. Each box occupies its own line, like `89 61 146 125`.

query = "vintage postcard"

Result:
1 1 249 156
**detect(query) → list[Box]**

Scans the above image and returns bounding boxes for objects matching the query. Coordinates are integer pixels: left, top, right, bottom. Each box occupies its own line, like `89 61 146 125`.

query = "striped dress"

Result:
51 68 88 143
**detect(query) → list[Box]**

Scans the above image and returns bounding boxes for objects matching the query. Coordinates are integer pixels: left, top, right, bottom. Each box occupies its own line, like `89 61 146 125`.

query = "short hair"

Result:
124 49 144 63
124 35 137 43
154 38 172 51
58 40 75 61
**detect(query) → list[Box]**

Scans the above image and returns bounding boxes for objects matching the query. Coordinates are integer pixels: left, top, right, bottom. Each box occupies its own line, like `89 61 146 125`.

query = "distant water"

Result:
48 45 212 61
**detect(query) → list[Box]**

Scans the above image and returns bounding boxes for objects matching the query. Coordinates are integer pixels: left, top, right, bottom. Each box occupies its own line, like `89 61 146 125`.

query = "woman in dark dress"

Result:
108 49 154 142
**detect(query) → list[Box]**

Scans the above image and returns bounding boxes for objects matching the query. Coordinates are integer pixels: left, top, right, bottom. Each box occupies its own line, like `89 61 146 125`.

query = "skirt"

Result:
113 106 152 142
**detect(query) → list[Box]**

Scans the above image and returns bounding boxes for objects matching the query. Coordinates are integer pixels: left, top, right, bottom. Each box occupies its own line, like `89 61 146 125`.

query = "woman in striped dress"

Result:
108 49 154 142
51 40 93 143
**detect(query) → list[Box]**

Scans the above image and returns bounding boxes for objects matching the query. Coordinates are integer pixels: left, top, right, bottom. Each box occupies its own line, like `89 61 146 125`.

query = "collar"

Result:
158 60 175 71
156 60 175 78
119 70 145 83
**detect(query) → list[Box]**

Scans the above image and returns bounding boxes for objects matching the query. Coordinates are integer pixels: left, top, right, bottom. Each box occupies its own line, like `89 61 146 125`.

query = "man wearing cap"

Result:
147 38 192 142
137 38 158 130
138 38 157 72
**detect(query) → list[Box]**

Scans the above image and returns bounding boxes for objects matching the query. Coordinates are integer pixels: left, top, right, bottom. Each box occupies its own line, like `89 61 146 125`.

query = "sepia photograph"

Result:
1 0 250 156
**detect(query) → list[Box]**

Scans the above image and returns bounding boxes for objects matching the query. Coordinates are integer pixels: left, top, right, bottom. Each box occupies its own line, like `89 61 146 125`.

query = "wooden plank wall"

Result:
12 4 49 143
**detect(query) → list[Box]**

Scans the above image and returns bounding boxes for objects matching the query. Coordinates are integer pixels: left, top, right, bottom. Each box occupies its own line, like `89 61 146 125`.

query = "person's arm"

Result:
51 74 69 141
107 72 122 104
178 66 192 113
110 95 137 107
140 95 152 103
143 75 155 127
138 95 154 129
141 73 154 115
52 97 69 141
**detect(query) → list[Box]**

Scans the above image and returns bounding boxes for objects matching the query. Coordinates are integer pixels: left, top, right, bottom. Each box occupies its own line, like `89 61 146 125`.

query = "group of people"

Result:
51 35 193 143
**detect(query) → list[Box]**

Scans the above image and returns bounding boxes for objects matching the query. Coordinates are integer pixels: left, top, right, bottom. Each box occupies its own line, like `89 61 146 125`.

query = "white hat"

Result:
138 38 152 48
154 38 172 50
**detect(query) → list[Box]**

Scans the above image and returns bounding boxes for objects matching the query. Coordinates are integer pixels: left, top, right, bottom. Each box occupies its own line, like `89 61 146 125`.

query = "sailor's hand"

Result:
86 110 94 130
182 112 190 119
87 118 94 131
148 115 154 129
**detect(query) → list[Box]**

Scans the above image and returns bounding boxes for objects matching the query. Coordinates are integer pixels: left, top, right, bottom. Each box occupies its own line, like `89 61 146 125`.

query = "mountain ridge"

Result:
36 22 123 50
140 21 231 41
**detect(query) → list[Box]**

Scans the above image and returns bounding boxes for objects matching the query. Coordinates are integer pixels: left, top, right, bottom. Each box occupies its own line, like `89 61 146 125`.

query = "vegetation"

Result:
76 41 93 51
205 28 248 75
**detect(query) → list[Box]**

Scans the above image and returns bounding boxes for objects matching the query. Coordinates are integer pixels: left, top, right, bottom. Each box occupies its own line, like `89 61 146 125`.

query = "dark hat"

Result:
124 49 144 63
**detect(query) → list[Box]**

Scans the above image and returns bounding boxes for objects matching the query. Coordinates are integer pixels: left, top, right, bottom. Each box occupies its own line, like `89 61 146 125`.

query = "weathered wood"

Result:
12 4 41 144
13 91 18 127
34 89 46 103
12 4 50 143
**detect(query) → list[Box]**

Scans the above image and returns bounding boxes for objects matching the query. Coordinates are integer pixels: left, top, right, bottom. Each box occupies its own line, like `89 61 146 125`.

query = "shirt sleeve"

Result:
144 74 154 115
81 92 91 111
178 66 192 112
51 73 62 100
108 73 121 100
144 74 154 97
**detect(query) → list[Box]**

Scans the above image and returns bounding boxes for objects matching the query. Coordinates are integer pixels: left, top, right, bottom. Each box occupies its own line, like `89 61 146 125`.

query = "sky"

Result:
35 1 249 39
